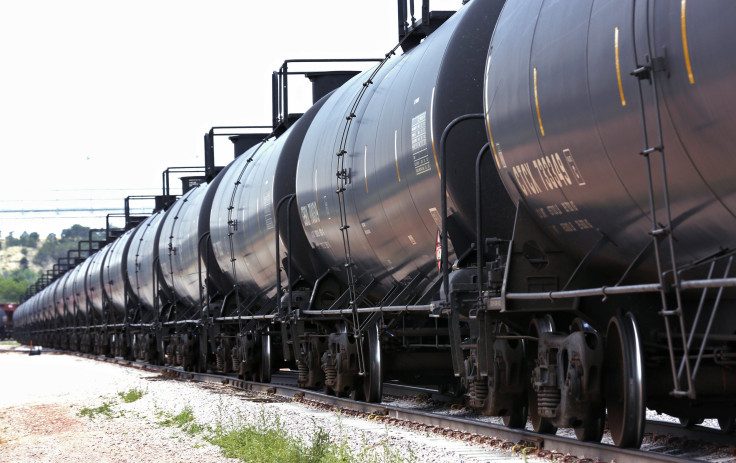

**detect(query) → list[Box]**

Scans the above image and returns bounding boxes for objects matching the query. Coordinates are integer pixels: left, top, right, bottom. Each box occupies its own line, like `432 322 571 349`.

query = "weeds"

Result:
159 406 195 427
118 387 145 403
158 406 204 435
78 401 115 419
81 393 416 462
205 409 415 463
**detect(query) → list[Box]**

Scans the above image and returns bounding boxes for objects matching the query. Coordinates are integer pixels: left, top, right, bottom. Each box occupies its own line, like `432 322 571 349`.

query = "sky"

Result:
0 0 460 238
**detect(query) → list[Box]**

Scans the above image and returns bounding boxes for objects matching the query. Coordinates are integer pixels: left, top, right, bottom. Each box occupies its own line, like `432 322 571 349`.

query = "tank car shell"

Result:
159 184 210 306
210 139 290 298
52 274 70 324
72 257 93 318
86 244 113 316
125 210 166 311
63 265 82 322
484 0 736 277
103 228 136 317
209 97 329 298
36 285 51 325
14 298 29 332
296 0 511 292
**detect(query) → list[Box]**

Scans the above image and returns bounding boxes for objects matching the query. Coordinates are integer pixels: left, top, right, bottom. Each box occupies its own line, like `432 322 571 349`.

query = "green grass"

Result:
0 340 19 346
159 406 195 427
158 406 204 435
118 387 145 403
205 411 414 463
78 401 115 419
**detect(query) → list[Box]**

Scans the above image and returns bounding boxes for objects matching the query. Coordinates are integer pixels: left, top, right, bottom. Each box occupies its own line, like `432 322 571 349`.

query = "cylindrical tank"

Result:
484 0 736 277
86 244 113 318
63 265 81 323
72 258 93 320
159 184 211 307
103 228 136 319
198 163 236 297
126 210 166 312
52 274 69 326
295 0 513 294
210 95 331 299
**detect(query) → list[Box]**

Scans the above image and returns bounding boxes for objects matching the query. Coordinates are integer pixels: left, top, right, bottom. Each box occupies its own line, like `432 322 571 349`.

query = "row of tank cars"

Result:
13 0 736 448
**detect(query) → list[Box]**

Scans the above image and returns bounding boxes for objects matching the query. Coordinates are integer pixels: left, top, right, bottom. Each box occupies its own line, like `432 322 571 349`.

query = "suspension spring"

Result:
231 346 241 372
298 360 309 384
175 342 184 366
537 386 561 415
473 377 489 401
324 363 337 387
216 349 224 372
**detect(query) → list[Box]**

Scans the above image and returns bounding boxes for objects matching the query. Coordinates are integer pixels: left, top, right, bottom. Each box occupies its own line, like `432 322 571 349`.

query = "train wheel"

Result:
502 406 527 429
718 417 735 434
259 332 272 383
528 316 557 434
603 313 645 448
678 416 703 428
570 318 605 442
361 323 383 403
574 402 605 442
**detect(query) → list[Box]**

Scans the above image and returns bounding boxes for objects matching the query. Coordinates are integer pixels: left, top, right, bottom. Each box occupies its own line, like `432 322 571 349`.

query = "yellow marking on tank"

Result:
681 0 695 84
615 27 627 106
533 67 545 137
364 145 369 193
484 54 501 169
394 130 401 182
430 86 440 179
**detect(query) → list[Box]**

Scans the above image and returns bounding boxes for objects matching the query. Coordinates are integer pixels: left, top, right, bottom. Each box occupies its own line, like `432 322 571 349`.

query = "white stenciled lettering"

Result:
512 163 542 196
563 148 586 186
560 222 577 232
546 204 563 216
533 153 572 191
560 201 578 213
552 153 572 186
575 219 594 230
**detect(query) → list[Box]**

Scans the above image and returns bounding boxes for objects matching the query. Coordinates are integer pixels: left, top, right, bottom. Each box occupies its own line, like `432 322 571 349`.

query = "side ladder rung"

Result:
659 308 682 316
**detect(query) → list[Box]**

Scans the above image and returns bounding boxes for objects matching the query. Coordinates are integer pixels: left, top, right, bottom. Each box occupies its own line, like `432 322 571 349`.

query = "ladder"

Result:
632 56 694 398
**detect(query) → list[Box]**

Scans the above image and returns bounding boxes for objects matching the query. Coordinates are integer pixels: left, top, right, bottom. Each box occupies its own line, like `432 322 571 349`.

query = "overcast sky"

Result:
0 0 459 238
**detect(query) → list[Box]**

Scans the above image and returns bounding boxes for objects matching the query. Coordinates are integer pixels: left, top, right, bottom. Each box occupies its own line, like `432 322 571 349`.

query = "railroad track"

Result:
26 349 736 463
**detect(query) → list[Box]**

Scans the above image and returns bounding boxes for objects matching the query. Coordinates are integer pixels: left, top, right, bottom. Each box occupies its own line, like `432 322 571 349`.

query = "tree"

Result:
61 224 90 241
5 232 20 247
0 268 39 303
27 232 40 248
32 226 91 268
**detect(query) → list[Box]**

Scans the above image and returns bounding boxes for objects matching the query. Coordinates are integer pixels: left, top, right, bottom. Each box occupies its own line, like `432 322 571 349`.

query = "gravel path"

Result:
0 350 535 463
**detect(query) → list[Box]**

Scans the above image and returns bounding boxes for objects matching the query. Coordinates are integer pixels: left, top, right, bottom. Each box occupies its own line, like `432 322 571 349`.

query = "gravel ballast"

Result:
0 350 536 462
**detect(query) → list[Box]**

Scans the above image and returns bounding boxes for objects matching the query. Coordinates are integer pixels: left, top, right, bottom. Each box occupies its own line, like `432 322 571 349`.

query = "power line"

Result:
0 208 151 214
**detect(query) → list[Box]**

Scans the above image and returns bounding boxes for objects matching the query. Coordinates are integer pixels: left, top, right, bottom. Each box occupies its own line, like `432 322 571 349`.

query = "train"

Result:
0 303 17 339
13 0 736 448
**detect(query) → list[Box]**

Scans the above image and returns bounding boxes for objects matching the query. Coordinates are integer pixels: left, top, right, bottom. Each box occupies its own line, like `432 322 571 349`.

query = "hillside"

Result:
0 242 43 275
0 225 94 302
